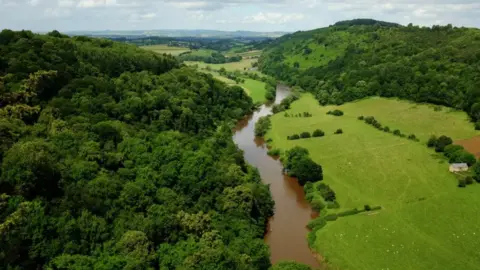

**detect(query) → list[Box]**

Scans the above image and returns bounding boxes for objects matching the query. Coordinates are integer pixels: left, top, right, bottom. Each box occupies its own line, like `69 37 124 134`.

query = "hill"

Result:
259 20 480 123
0 30 275 269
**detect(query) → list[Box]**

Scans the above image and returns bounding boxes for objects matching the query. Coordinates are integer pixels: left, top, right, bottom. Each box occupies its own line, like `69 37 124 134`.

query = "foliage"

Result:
255 116 272 137
0 30 273 269
312 129 325 137
300 132 311 138
327 109 344 116
284 147 323 185
316 183 336 202
444 145 476 166
334 129 343 134
259 22 480 122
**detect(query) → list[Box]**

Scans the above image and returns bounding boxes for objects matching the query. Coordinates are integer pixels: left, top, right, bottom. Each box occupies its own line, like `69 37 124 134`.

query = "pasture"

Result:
185 58 257 72
266 94 480 270
140 45 190 56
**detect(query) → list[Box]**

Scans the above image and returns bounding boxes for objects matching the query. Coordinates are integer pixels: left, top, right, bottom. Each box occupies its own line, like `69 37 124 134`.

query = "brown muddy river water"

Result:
233 85 320 268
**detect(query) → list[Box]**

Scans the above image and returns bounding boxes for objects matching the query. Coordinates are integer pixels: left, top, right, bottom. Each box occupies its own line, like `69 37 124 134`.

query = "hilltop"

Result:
259 19 480 122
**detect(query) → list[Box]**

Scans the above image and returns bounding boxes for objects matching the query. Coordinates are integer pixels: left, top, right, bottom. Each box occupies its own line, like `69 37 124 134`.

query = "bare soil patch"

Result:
455 136 480 158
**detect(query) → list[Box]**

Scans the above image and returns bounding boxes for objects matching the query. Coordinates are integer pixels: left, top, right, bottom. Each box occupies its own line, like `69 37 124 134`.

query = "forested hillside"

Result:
0 30 275 269
259 19 480 122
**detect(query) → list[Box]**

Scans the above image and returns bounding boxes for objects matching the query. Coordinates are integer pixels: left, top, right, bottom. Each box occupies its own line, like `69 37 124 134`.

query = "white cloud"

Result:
243 12 304 24
28 0 40 6
77 0 117 8
58 0 75 7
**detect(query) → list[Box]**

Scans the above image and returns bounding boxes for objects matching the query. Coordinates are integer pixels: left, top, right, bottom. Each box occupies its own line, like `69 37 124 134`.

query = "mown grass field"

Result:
140 45 190 56
266 94 480 270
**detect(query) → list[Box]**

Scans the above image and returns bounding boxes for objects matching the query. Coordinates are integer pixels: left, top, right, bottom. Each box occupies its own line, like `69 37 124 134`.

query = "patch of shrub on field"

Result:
287 134 300 140
312 129 325 137
316 183 336 202
334 129 343 134
284 146 323 185
311 199 326 212
307 217 327 231
383 126 391 133
443 144 476 166
458 178 467 188
358 116 364 120
427 135 453 152
283 111 312 118
254 116 271 137
326 201 340 209
300 132 311 138
272 91 301 114
465 176 474 185
267 148 281 156
327 109 344 116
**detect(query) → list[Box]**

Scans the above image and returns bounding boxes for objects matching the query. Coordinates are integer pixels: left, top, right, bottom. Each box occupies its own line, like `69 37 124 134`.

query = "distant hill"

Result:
66 29 289 38
259 19 480 121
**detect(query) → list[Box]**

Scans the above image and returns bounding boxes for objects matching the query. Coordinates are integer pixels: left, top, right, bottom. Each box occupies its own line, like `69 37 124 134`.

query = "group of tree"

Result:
254 116 272 137
272 89 301 114
361 116 417 140
179 51 242 64
326 109 344 116
0 29 279 269
284 112 312 118
259 20 480 125
287 129 325 140
283 147 323 185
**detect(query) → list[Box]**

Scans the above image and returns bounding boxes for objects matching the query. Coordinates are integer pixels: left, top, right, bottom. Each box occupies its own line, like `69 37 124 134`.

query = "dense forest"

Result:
259 20 480 123
0 29 278 269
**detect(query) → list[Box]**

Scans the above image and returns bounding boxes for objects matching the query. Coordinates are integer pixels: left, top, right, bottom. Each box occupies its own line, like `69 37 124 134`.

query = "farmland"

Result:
140 44 190 56
266 94 480 270
185 58 257 72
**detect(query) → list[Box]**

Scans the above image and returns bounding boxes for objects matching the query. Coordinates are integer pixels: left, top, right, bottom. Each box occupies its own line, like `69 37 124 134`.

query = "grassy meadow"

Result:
185 58 257 72
240 78 266 104
266 94 480 270
140 45 190 56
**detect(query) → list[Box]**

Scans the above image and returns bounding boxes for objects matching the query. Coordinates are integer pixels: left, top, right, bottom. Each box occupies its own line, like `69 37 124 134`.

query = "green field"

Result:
266 94 480 270
140 45 190 56
185 58 257 72
239 78 266 104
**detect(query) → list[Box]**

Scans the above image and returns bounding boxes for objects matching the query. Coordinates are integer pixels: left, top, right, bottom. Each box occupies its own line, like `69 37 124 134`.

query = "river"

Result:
232 85 320 268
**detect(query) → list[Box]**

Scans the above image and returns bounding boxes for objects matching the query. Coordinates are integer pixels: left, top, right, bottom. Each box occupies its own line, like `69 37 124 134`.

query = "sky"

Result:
1 0 479 32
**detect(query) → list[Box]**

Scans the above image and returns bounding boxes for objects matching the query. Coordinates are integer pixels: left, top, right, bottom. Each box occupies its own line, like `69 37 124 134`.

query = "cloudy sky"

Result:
1 0 479 32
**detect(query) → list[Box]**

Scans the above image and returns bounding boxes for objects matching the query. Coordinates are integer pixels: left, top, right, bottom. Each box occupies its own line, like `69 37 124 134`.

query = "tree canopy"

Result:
0 30 275 269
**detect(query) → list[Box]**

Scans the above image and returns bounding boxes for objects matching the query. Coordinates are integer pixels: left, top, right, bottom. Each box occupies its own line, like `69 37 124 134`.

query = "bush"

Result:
311 199 325 212
364 205 371 211
408 134 417 141
324 214 338 221
326 201 340 209
316 183 336 202
254 116 271 137
288 134 300 140
337 208 360 217
458 178 467 188
427 135 438 147
284 147 323 185
358 116 364 120
307 217 327 230
383 126 390 132
476 121 480 131
435 135 453 152
334 129 343 134
393 129 401 136
267 148 281 156
327 109 344 116
465 176 474 185
312 129 325 137
300 132 311 139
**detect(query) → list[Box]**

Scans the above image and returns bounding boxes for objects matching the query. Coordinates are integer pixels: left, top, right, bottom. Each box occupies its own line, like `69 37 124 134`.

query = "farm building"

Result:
449 163 468 172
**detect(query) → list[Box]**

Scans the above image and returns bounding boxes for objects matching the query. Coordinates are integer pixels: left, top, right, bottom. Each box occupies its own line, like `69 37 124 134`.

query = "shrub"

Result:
311 199 325 212
364 205 372 211
289 134 300 140
267 149 281 156
284 146 323 185
393 129 401 136
408 134 417 141
337 208 360 217
307 217 327 230
312 129 325 137
458 178 467 188
358 116 364 120
316 183 336 202
383 126 390 132
435 135 453 152
334 129 343 134
466 176 474 185
300 132 311 139
327 109 344 116
324 214 338 221
254 116 271 137
303 112 312 117
427 135 438 148
326 201 340 209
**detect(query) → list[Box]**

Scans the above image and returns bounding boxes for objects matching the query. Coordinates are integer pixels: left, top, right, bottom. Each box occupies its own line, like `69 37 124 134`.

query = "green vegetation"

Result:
0 30 275 269
255 116 271 137
260 20 480 122
186 58 258 72
140 44 190 56
179 50 243 64
241 78 267 103
266 94 480 270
